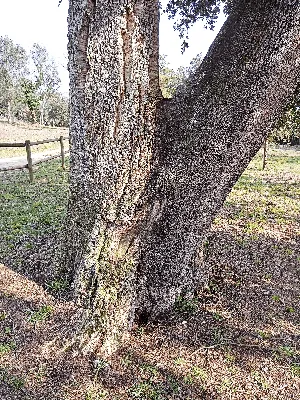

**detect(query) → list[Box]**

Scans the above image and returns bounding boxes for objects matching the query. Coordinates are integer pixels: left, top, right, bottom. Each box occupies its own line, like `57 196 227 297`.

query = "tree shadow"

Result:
0 224 300 399
0 264 93 400
94 227 300 398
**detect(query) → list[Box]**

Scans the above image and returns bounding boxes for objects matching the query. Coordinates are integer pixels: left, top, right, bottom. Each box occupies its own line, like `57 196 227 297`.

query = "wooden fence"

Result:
0 136 69 182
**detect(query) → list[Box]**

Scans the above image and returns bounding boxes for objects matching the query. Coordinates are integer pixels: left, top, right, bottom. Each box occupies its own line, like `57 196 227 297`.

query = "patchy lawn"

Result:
0 146 299 399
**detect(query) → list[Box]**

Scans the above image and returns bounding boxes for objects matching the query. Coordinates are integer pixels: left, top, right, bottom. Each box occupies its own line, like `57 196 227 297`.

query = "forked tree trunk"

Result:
64 0 300 353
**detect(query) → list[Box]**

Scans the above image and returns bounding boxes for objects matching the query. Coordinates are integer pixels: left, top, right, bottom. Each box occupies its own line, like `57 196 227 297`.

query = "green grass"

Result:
129 381 166 400
0 367 25 391
28 305 53 324
1 146 299 264
0 341 16 355
174 295 199 314
221 147 300 232
0 159 69 260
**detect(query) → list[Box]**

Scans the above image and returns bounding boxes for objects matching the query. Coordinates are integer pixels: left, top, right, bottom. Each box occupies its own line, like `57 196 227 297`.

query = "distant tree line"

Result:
0 36 68 127
270 95 300 145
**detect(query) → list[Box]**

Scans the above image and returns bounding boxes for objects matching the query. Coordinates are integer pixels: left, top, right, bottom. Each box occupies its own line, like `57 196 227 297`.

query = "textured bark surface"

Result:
136 0 300 319
65 0 161 353
64 0 300 353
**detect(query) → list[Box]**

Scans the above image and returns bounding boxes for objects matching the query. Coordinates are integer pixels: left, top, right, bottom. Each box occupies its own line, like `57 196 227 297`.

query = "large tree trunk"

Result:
64 0 300 354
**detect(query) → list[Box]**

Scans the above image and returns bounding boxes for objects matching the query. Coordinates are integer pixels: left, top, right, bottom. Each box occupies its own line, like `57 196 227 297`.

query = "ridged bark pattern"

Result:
66 0 160 353
65 0 300 353
136 0 300 319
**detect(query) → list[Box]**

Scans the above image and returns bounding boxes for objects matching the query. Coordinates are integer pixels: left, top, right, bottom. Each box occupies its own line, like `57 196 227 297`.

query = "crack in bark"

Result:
76 0 96 89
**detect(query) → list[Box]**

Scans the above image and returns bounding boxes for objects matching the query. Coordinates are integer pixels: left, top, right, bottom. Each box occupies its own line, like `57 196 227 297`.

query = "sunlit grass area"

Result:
217 147 300 236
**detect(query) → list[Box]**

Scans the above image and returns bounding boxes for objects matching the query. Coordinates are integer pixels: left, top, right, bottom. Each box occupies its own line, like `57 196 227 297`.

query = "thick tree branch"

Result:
136 0 300 319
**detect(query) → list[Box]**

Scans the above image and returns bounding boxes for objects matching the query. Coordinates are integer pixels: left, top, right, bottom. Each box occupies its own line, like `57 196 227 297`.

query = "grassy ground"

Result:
0 120 69 158
0 159 69 285
0 146 299 399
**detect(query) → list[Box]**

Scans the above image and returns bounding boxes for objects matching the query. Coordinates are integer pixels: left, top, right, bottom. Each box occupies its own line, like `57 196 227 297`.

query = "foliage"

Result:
31 43 61 125
0 36 28 122
270 99 300 145
19 78 40 122
0 36 68 126
159 53 202 98
159 55 185 98
45 92 69 127
164 0 234 51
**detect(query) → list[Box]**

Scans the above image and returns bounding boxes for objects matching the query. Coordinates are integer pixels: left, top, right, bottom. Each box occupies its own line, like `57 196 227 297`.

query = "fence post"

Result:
59 136 65 169
262 138 267 170
25 140 34 182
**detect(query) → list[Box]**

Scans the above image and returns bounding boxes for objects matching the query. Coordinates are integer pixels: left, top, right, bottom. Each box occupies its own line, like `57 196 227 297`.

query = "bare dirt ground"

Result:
0 146 299 399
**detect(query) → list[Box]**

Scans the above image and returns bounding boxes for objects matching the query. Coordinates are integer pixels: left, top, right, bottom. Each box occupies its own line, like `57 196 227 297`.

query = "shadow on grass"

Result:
0 174 300 398
0 263 91 400
96 227 300 399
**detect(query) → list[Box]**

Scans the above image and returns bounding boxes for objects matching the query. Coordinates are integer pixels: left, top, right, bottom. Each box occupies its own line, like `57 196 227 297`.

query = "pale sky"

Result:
0 0 226 95
160 1 227 69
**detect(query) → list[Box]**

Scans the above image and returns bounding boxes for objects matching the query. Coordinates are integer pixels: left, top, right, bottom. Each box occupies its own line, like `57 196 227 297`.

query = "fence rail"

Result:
0 136 69 182
0 142 26 148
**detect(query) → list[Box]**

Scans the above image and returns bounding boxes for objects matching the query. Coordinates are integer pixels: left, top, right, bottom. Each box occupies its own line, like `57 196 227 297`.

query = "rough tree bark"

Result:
64 0 300 353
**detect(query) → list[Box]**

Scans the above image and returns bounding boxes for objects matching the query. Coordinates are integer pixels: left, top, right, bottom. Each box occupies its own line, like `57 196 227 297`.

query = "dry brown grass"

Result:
0 120 69 158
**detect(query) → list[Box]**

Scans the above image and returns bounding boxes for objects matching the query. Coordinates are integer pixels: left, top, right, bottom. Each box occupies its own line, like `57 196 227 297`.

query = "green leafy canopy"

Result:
164 0 234 50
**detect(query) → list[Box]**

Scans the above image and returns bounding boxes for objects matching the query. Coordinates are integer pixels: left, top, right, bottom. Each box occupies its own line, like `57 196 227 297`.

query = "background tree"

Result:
62 0 300 354
31 43 61 125
19 78 40 123
270 96 300 145
44 92 69 127
0 36 28 123
159 53 202 98
159 55 184 98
